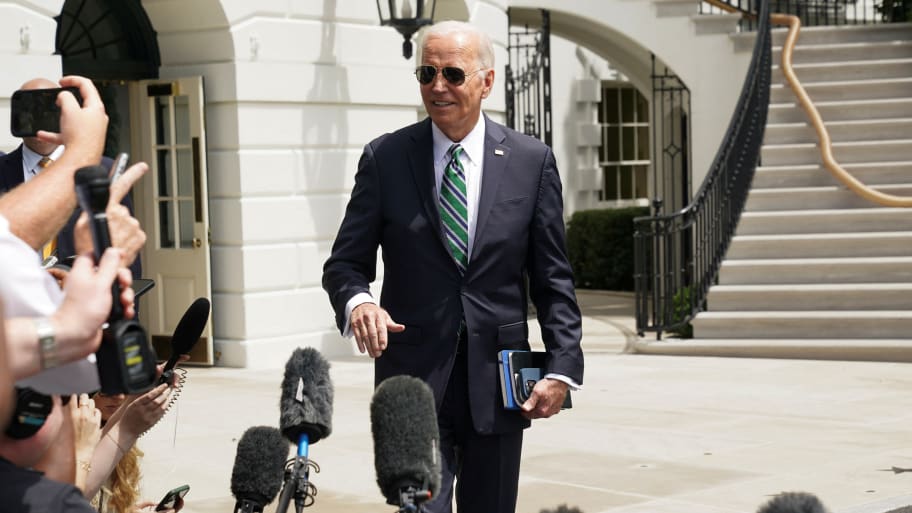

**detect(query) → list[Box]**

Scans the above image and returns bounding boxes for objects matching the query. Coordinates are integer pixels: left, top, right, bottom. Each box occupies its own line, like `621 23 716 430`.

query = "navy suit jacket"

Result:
0 145 141 278
323 116 583 435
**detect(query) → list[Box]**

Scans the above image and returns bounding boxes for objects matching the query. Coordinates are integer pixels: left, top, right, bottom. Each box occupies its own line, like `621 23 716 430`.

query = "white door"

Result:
131 76 213 364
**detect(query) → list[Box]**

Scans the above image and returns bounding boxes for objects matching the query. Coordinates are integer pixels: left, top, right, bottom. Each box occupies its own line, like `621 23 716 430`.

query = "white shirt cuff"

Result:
544 373 581 391
342 292 375 338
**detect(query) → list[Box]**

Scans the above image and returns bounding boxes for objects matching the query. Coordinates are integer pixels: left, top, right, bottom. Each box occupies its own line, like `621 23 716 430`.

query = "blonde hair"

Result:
108 446 143 513
417 21 495 69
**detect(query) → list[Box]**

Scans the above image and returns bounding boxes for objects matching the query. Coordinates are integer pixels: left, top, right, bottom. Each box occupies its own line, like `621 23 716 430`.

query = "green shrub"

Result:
668 286 694 338
566 206 648 291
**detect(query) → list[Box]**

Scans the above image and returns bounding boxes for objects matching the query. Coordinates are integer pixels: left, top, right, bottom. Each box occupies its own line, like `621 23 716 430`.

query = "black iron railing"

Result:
505 9 553 147
701 0 912 29
634 0 772 338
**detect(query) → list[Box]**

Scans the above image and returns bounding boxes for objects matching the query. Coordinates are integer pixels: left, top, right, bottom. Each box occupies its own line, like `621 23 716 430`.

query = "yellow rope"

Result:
771 13 912 207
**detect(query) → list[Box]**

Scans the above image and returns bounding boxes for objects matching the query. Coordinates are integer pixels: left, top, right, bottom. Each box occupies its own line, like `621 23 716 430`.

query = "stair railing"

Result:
773 13 912 208
702 0 912 28
634 0 771 338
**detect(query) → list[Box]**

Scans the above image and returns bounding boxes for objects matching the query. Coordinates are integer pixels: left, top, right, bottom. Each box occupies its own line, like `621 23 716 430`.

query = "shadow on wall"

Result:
301 0 351 227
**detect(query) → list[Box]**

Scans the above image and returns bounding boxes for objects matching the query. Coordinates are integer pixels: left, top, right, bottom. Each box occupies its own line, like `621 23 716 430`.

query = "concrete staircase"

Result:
691 23 912 350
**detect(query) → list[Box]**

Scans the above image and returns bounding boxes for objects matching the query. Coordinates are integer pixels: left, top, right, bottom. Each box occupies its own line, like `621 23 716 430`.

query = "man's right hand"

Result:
350 303 404 358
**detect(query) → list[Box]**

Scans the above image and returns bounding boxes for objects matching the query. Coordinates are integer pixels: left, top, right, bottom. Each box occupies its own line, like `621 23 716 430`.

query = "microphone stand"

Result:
277 433 319 512
397 487 431 513
391 479 433 513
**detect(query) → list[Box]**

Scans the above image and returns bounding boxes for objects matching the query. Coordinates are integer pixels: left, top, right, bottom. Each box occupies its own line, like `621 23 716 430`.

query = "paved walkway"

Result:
140 291 912 513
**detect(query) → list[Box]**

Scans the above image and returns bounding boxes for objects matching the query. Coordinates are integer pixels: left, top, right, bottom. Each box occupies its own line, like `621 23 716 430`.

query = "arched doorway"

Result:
55 0 160 159
54 0 214 365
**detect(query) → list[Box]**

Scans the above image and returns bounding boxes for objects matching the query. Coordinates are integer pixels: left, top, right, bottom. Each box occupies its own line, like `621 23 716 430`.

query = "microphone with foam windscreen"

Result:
371 375 441 512
230 426 289 513
757 492 829 513
158 297 210 385
276 347 334 513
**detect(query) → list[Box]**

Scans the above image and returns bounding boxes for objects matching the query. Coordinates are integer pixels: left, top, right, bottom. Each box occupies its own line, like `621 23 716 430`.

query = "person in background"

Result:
0 77 141 279
85 383 182 513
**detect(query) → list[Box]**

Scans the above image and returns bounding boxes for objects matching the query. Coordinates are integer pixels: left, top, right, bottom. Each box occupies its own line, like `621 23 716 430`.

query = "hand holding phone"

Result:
10 87 84 137
155 484 189 511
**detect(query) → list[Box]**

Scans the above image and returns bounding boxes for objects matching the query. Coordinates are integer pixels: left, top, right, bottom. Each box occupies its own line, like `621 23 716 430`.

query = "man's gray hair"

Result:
417 20 495 69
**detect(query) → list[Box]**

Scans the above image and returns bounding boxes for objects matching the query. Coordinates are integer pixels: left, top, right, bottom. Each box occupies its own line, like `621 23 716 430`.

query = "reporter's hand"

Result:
69 393 101 465
120 383 172 437
350 303 404 358
51 248 130 359
520 378 569 420
35 75 107 166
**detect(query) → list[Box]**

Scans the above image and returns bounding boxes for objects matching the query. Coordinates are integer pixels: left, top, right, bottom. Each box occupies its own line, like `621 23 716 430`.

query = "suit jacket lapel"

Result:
406 119 449 251
472 116 509 263
0 146 25 194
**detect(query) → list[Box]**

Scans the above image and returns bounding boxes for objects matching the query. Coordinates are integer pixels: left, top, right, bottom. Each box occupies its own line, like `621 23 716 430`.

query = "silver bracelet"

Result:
35 317 58 370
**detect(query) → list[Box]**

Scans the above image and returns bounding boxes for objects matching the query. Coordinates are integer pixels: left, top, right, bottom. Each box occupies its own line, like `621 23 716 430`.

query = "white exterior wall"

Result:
0 0 753 369
0 0 64 150
144 0 509 368
548 36 622 216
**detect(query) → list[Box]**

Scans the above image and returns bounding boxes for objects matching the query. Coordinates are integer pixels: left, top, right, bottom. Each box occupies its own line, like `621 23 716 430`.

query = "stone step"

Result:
773 57 912 83
746 183 912 210
770 76 912 103
727 231 912 259
654 0 700 17
634 338 912 362
764 118 912 144
770 23 912 46
761 139 912 166
707 283 912 310
773 40 912 64
691 12 741 34
717 257 912 284
768 97 912 123
692 310 912 339
753 161 911 188
737 208 912 234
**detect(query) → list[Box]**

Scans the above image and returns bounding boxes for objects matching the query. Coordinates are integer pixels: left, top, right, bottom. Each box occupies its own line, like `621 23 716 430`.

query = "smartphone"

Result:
155 484 189 511
109 152 129 183
10 87 84 137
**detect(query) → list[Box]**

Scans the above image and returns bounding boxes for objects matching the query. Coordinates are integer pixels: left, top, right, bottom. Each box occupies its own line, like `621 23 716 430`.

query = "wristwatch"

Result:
35 318 58 370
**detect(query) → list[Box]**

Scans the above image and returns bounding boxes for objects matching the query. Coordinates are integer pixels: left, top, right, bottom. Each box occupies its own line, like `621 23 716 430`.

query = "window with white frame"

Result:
598 83 650 203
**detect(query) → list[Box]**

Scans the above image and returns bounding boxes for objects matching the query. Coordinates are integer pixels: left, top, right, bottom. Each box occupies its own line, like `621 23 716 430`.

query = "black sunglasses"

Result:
415 65 484 86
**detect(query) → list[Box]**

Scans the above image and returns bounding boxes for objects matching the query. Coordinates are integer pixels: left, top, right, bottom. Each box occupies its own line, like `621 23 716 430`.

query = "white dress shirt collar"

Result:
21 144 65 183
431 114 486 168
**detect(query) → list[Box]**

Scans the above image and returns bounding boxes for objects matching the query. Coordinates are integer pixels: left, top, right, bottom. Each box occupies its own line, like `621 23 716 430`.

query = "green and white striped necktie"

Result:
439 144 469 272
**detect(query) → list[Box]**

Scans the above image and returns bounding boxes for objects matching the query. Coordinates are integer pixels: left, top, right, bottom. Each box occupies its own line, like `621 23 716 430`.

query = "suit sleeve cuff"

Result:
544 373 581 391
342 293 375 338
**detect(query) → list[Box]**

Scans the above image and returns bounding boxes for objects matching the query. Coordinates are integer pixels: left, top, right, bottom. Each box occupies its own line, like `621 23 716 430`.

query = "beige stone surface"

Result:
138 291 912 513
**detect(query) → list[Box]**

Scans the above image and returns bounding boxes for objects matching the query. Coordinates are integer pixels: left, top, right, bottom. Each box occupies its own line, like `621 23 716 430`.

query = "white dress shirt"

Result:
21 144 65 183
0 213 100 394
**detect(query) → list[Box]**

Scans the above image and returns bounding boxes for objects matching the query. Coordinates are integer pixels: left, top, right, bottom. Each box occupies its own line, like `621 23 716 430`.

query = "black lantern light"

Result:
376 0 437 59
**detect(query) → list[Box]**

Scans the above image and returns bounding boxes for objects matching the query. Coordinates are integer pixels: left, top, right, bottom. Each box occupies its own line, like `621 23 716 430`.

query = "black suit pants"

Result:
426 337 523 513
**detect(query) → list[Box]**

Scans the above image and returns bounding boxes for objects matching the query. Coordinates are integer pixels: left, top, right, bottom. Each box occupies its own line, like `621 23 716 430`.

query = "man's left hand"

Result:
520 378 569 420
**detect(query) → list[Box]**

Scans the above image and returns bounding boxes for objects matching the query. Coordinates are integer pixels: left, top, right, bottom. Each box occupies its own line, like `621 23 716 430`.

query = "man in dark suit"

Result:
0 77 140 278
323 21 583 513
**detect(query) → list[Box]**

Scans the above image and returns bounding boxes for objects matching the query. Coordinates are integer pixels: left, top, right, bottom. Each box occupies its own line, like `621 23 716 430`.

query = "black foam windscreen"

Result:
73 165 110 213
163 297 210 371
757 492 829 513
370 375 441 503
230 426 288 506
279 347 333 444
